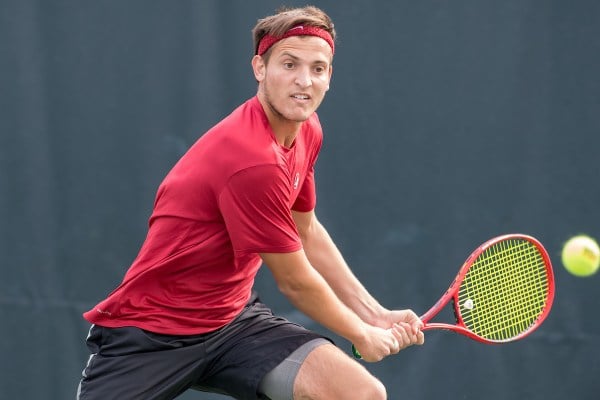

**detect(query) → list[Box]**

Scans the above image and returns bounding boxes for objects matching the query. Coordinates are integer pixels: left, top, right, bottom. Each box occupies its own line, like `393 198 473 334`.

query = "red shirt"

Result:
84 97 323 334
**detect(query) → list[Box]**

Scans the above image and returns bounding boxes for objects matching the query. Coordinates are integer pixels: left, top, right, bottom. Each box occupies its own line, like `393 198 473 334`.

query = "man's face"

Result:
253 36 333 124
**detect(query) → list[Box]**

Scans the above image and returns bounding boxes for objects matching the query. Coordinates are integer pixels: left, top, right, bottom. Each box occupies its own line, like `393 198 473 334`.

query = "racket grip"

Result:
351 344 362 359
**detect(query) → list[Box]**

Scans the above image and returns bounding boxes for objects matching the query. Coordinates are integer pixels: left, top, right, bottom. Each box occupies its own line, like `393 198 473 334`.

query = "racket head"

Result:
423 234 555 344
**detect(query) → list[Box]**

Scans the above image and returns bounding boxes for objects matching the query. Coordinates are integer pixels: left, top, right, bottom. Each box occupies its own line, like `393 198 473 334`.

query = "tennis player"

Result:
77 6 424 400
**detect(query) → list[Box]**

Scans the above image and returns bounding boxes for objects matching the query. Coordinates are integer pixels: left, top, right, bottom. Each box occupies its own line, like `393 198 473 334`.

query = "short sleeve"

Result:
292 166 316 212
218 165 302 254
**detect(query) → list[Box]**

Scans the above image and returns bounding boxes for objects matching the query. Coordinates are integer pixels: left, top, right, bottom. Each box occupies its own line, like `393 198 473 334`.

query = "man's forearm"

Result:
300 219 386 325
260 250 370 344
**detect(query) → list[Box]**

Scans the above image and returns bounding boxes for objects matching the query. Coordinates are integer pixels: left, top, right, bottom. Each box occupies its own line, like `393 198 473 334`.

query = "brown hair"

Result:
252 6 336 57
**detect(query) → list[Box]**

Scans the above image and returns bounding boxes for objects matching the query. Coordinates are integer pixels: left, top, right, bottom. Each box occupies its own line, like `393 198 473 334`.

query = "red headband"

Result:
257 25 335 56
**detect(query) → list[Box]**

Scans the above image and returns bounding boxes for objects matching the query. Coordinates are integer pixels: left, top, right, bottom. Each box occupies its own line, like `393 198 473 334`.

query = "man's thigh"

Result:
257 338 331 399
76 325 205 400
77 300 331 400
292 343 387 400
192 302 328 399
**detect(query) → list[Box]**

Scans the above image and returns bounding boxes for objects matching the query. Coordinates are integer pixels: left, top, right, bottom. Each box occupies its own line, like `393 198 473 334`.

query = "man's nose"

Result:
294 67 312 87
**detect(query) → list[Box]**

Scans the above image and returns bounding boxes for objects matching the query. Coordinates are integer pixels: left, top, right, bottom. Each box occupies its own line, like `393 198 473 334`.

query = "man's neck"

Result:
257 95 301 148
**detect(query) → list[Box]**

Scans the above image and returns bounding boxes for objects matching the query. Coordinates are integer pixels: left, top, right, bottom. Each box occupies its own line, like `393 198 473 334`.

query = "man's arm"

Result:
291 209 424 339
260 249 398 362
291 209 387 325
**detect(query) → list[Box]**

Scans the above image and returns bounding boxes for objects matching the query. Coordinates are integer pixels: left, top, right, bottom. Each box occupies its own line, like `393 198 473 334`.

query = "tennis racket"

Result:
353 233 555 358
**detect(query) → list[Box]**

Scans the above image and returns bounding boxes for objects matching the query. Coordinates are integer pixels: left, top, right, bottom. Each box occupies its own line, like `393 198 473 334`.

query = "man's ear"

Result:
326 65 333 91
251 55 266 82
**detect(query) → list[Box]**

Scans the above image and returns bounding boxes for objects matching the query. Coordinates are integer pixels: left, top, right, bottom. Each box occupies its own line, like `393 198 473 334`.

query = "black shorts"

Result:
76 293 330 400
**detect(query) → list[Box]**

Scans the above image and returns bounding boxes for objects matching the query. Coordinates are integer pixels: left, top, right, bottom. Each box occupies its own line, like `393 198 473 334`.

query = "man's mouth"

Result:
291 94 310 100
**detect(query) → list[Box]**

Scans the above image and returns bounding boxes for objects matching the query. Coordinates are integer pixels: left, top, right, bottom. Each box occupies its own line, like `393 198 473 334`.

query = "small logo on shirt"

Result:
293 172 300 190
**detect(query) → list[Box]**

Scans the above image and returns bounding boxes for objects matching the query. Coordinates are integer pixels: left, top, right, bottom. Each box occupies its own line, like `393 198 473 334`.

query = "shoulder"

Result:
211 97 268 134
299 113 324 156
306 112 324 135
194 97 277 162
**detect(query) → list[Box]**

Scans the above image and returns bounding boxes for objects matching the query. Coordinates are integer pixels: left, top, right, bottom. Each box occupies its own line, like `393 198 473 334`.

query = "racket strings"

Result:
468 242 548 339
462 241 548 339
457 239 550 341
481 243 546 334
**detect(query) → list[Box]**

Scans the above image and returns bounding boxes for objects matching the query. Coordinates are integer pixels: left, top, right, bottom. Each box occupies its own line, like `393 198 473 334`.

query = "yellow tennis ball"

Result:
561 235 600 277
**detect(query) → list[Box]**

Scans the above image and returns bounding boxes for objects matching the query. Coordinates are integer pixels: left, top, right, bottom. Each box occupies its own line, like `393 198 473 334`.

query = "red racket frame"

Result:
419 233 555 343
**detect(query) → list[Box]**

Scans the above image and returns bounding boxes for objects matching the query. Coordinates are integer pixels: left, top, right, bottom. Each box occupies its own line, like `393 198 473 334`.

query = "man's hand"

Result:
384 309 425 345
352 314 424 362
355 308 425 361
351 325 402 362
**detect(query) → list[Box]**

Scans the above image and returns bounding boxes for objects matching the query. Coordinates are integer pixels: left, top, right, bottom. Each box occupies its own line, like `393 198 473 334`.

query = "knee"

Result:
359 376 387 400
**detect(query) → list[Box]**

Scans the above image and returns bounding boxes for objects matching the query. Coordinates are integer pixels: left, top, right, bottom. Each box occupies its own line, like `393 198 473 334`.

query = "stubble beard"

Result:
262 82 311 124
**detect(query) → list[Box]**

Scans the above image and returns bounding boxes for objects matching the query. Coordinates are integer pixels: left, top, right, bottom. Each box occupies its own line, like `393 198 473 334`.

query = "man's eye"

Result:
284 62 294 69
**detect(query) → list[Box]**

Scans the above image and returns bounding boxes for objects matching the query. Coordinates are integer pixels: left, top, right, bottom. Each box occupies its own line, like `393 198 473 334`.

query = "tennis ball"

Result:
561 235 600 277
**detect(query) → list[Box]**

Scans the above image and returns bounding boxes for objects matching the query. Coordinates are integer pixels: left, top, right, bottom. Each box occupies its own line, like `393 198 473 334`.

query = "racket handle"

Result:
351 344 362 359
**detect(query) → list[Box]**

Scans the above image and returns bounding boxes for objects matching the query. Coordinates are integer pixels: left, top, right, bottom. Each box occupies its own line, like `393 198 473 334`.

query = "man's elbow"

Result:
276 278 307 301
